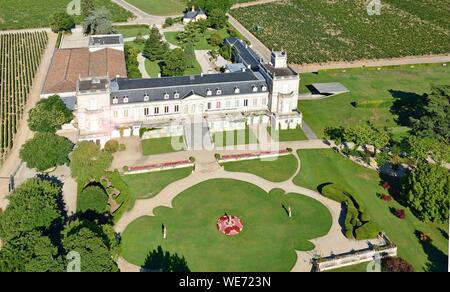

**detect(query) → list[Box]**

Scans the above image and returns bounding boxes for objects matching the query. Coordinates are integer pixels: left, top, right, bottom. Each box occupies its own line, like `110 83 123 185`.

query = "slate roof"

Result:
43 48 127 94
184 9 206 19
110 71 268 105
89 35 123 46
224 38 261 70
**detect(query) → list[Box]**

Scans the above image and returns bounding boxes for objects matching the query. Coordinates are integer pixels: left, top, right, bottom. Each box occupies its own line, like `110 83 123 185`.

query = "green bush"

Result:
321 184 348 202
355 222 380 240
353 99 393 108
104 140 119 153
78 185 109 214
119 144 126 151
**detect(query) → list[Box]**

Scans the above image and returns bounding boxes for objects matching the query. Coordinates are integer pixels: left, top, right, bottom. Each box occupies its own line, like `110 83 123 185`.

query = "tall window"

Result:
244 99 249 107
165 106 169 113
216 101 221 109
154 107 160 114
144 107 149 116
253 98 258 107
174 105 179 113
207 102 212 110
124 109 128 118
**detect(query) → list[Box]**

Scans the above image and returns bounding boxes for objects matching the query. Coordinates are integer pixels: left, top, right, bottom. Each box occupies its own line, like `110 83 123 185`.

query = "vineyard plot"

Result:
0 31 48 164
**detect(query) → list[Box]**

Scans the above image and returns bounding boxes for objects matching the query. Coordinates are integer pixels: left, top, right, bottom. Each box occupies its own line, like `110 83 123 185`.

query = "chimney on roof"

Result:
158 73 161 78
192 5 195 12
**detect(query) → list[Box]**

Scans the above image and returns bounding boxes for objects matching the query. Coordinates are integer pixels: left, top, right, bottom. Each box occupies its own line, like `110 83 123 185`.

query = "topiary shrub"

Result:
321 184 348 202
104 140 119 153
78 185 109 214
123 166 129 172
382 257 414 272
355 222 379 240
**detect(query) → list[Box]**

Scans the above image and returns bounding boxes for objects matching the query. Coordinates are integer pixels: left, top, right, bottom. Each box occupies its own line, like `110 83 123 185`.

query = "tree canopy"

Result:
83 8 116 35
143 27 170 62
0 178 63 241
411 85 450 143
405 163 449 223
161 48 187 77
20 132 74 172
208 8 228 29
69 141 113 183
28 95 73 133
49 12 75 33
62 220 118 272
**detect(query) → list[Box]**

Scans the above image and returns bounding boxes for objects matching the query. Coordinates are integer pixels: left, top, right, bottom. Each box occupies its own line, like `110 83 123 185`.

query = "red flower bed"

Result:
129 160 191 172
395 209 405 219
217 215 244 236
380 194 393 201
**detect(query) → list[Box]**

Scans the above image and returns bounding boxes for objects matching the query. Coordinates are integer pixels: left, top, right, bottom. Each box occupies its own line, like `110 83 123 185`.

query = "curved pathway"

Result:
137 53 151 78
115 150 382 272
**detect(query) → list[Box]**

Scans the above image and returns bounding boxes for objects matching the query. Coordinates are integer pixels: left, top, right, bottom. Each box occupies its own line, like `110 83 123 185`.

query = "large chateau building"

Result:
42 35 302 148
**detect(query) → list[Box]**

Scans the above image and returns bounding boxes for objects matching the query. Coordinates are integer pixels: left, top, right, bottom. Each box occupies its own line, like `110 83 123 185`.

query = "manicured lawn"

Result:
115 25 149 38
121 179 332 271
325 262 370 272
223 154 298 182
122 167 193 200
164 28 231 50
141 137 185 156
213 128 258 147
293 149 449 271
125 0 185 16
298 64 450 138
0 0 132 30
268 127 308 142
145 60 161 77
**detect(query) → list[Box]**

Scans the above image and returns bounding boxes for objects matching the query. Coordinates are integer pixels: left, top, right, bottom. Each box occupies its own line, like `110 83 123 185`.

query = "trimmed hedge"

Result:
78 185 109 214
321 183 379 239
104 140 119 153
352 98 393 108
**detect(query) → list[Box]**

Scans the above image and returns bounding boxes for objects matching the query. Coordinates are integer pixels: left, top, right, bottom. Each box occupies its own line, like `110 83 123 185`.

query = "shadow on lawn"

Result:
141 246 190 272
389 90 426 127
415 230 449 272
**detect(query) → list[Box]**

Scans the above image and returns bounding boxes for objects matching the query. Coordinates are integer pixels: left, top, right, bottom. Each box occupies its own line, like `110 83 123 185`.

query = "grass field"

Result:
164 28 231 50
122 167 193 200
223 154 298 182
293 149 449 272
298 64 450 138
121 179 332 271
0 0 132 30
231 0 450 64
141 137 185 156
213 128 258 147
124 0 185 16
114 25 149 38
268 127 308 142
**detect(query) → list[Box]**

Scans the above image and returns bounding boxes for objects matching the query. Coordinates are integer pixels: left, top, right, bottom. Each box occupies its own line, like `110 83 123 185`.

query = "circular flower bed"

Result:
217 215 244 236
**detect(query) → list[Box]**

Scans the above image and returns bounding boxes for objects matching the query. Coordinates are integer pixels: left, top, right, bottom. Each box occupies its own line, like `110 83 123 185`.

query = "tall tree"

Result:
0 231 64 272
83 8 116 35
62 220 118 272
405 163 449 223
161 48 187 77
20 133 74 172
208 8 228 29
0 178 63 241
406 136 450 166
81 0 95 19
411 85 450 143
28 95 73 133
184 41 196 68
69 141 113 183
143 27 169 61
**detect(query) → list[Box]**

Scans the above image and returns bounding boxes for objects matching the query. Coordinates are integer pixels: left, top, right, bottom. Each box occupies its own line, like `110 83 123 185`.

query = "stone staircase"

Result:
183 118 213 151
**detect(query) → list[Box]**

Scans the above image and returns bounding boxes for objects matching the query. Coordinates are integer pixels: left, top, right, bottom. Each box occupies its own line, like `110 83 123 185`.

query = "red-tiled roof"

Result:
43 48 127 94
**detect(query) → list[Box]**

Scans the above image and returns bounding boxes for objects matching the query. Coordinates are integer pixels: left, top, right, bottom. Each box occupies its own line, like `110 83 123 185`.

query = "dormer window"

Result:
112 97 118 104
164 92 170 100
123 96 129 103
252 86 258 93
174 92 180 99
144 95 150 102
206 89 212 96
262 85 267 92
216 89 222 95
234 87 240 94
